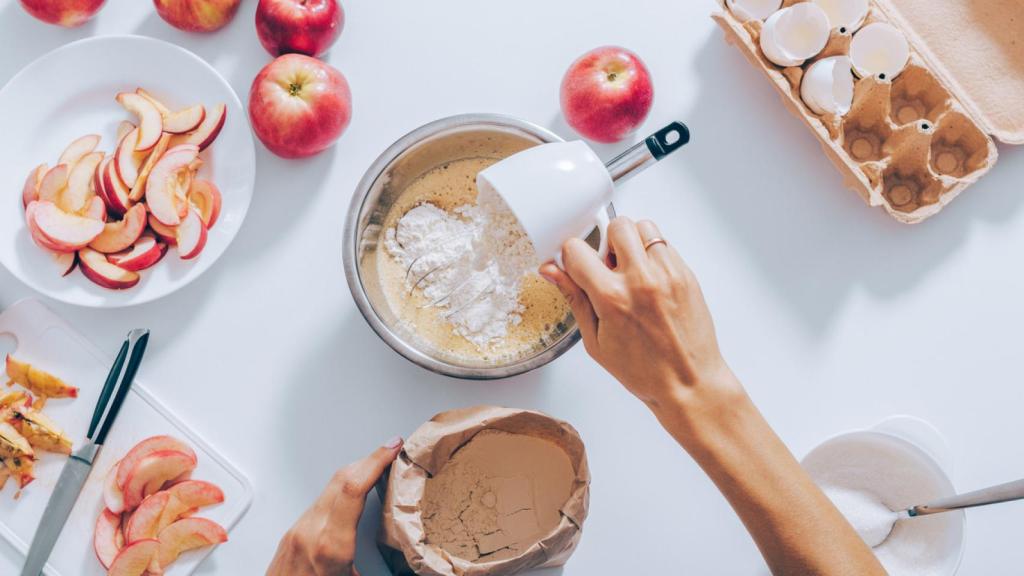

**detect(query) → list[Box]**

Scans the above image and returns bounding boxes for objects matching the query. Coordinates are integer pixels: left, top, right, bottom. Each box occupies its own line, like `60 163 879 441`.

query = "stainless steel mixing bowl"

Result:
343 114 584 379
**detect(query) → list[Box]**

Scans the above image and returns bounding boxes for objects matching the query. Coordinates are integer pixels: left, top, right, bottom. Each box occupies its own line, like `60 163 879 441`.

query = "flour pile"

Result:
384 191 538 349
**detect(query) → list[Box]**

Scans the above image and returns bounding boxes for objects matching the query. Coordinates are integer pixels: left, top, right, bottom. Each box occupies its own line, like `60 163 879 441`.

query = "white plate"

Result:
0 36 255 308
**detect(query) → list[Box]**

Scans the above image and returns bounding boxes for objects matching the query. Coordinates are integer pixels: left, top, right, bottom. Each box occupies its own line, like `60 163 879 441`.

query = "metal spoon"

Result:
879 478 1024 543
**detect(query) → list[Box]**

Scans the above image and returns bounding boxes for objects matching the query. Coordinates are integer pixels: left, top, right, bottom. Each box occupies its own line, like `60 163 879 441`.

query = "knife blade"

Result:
20 328 149 576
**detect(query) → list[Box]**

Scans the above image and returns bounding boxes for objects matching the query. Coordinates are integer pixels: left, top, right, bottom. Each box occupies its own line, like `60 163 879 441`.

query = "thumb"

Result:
539 262 599 344
323 437 404 528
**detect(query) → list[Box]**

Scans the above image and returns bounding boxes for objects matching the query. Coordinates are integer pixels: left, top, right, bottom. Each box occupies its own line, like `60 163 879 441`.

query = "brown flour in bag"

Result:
421 430 575 563
378 406 589 576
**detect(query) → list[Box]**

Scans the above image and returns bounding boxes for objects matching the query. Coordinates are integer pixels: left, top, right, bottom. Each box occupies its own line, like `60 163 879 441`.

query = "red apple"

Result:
255 0 344 57
560 46 654 143
249 54 351 158
153 0 241 32
19 0 105 27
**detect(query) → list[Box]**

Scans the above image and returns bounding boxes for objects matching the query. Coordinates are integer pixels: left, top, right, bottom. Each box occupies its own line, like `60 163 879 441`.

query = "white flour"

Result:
384 191 538 349
804 435 962 576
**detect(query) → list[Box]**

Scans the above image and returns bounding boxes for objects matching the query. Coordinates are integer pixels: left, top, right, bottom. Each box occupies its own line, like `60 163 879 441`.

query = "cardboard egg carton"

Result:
712 0 1024 223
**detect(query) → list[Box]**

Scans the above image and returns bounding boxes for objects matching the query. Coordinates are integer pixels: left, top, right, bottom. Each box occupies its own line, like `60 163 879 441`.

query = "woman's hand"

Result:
540 217 742 418
266 438 403 576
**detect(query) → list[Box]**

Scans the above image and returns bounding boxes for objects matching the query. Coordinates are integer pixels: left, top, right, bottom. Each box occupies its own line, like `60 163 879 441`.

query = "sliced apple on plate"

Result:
146 145 199 226
115 127 148 189
94 509 125 569
57 134 100 168
116 92 163 151
138 89 208 134
108 538 159 576
130 132 172 202
103 156 133 216
78 248 140 290
125 491 171 543
22 163 48 208
108 233 167 271
89 204 147 253
171 103 226 151
59 151 103 213
37 164 69 204
31 201 105 251
189 180 222 228
53 251 77 276
157 480 225 532
116 436 197 493
154 517 227 572
122 450 198 510
176 208 208 260
148 216 178 246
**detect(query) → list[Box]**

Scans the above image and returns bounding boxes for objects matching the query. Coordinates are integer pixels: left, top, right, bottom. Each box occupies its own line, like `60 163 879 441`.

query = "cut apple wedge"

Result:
125 491 171 543
188 180 222 228
116 120 135 142
38 164 70 204
164 105 206 134
148 216 178 246
130 132 172 202
53 251 77 276
93 156 113 209
105 462 127 514
115 128 147 189
94 508 124 569
32 201 105 251
135 88 171 115
172 103 226 151
175 208 208 260
146 145 199 226
89 204 147 253
22 163 48 208
116 92 163 151
26 203 71 253
59 151 103 213
108 233 167 271
158 480 225 532
108 539 159 576
103 157 133 216
122 450 198 510
154 518 227 572
79 248 140 290
57 134 100 168
82 196 107 222
116 437 197 493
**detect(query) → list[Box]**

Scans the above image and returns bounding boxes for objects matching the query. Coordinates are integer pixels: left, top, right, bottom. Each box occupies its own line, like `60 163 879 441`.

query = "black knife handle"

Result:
91 329 149 445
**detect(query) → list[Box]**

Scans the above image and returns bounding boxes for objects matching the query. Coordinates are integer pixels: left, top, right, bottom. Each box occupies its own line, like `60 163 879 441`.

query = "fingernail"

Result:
383 436 403 449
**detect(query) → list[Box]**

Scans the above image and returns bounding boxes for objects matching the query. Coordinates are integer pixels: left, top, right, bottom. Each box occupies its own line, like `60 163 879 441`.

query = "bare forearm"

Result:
651 376 886 576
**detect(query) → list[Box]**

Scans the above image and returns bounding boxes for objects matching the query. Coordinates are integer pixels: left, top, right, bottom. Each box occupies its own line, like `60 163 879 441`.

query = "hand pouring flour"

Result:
378 122 689 364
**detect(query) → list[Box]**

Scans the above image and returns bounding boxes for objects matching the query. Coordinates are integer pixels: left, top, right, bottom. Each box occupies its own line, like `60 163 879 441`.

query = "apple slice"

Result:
94 509 124 569
148 216 178 246
175 208 208 260
103 157 133 216
122 450 198 510
125 491 171 543
82 196 106 222
135 88 171 114
157 480 225 532
89 204 147 253
22 163 48 208
188 180 222 228
78 248 141 290
146 145 199 226
115 128 148 189
105 462 127 514
53 251 77 276
25 203 72 253
108 233 167 271
116 93 163 151
154 518 227 572
59 151 103 213
38 164 69 204
163 105 206 134
116 437 197 493
32 201 105 250
172 103 226 151
108 539 159 576
57 134 100 168
93 156 113 209
130 132 172 202
117 120 135 142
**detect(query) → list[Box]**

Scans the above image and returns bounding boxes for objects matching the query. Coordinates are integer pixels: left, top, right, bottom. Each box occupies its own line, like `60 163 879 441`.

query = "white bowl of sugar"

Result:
802 416 965 575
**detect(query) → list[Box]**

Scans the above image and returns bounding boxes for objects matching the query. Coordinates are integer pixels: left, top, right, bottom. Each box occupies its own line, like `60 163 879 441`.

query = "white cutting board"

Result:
0 299 252 575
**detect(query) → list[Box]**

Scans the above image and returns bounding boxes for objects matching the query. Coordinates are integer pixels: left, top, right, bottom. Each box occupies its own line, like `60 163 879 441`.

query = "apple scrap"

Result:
1 356 78 492
22 87 226 290
96 435 228 575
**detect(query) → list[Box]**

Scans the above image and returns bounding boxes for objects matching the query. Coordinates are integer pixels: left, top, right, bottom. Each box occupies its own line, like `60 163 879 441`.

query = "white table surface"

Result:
2 1 1023 574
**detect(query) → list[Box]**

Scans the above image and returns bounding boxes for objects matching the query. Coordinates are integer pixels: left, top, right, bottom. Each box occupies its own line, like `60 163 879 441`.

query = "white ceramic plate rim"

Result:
0 35 254 308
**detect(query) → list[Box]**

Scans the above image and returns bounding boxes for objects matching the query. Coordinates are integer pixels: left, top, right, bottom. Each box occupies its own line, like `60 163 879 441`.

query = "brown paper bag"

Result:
378 405 590 576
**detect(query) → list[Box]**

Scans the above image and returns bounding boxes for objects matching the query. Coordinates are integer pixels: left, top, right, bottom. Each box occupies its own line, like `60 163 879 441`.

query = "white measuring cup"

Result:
477 121 690 265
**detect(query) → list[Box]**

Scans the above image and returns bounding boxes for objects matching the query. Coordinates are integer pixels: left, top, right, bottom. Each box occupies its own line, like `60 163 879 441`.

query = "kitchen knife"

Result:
20 328 150 576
